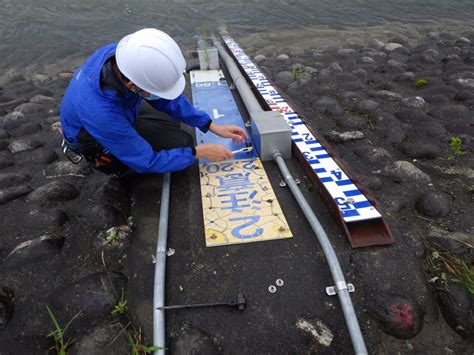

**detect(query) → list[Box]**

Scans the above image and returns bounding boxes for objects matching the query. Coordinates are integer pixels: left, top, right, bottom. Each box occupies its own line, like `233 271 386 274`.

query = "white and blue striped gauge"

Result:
223 37 382 223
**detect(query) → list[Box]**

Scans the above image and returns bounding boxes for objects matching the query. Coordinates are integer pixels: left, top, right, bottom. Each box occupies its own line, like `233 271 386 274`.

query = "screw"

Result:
268 285 277 293
276 279 284 287
279 181 287 187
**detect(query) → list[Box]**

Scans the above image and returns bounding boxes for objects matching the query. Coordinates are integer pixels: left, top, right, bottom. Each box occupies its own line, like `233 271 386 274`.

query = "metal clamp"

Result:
326 282 355 296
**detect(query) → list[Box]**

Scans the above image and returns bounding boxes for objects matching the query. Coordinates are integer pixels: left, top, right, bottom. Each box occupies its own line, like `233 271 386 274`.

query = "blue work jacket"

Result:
60 43 211 173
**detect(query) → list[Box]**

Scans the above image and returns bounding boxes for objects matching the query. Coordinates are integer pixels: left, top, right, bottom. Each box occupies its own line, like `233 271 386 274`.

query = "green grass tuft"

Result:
46 305 81 355
291 66 305 81
449 136 465 156
415 78 428 89
112 288 128 315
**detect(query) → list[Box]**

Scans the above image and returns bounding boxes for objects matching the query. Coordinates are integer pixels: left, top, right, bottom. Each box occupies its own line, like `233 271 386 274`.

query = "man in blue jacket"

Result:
60 28 247 176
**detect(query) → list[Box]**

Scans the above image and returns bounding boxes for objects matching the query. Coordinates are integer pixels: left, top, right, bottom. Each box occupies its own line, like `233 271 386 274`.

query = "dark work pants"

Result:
77 101 194 175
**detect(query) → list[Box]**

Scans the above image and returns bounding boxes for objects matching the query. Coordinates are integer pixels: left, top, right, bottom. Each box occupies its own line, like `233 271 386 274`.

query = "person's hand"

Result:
195 144 233 161
209 123 248 144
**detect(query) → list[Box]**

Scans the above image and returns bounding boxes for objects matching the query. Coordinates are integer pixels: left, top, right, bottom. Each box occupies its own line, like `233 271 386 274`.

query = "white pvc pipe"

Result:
153 173 171 354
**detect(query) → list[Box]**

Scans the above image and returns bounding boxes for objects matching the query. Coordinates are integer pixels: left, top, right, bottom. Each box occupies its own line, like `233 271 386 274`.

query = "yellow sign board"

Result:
199 158 292 247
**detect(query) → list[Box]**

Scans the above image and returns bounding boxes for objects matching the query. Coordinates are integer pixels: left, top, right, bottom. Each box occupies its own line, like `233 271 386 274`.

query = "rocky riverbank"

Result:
243 25 474 348
0 24 473 354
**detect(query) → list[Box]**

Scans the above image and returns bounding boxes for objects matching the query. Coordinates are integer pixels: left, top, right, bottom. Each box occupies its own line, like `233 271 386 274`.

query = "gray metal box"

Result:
250 111 292 161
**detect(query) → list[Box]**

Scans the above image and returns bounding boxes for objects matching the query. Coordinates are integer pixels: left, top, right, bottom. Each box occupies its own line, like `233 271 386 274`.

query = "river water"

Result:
0 0 473 71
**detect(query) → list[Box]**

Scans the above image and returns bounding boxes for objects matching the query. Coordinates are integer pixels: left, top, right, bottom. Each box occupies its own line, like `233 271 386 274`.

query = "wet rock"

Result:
17 148 58 165
254 54 266 63
0 286 14 330
50 121 62 134
328 62 343 73
386 59 407 72
371 90 403 101
420 49 439 64
366 293 424 339
416 192 452 217
335 114 366 130
26 181 79 205
427 229 473 262
276 53 289 61
71 322 128 355
8 122 42 137
0 128 9 140
454 90 474 102
94 225 132 250
326 130 364 143
32 73 50 84
437 284 474 339
51 272 127 324
172 328 218 355
370 39 385 50
0 172 31 189
0 156 13 170
394 71 415 82
29 94 55 105
429 105 471 122
455 78 474 89
399 143 440 159
0 111 26 129
383 161 431 184
44 161 91 178
274 71 293 89
46 115 60 124
24 208 68 229
354 146 392 163
356 99 379 113
8 139 42 153
401 96 425 109
385 43 403 52
0 185 32 205
0 98 28 112
359 56 376 64
13 102 46 117
3 233 65 270
295 318 334 347
337 48 356 56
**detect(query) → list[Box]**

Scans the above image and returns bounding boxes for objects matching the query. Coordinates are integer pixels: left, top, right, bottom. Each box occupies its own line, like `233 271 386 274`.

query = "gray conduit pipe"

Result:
153 172 171 354
214 37 368 355
273 152 367 355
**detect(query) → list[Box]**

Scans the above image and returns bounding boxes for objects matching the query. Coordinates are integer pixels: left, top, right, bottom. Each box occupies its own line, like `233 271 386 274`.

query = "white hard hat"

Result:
116 28 186 100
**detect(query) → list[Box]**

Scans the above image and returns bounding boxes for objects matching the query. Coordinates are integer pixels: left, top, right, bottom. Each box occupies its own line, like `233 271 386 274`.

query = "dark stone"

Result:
395 109 432 124
418 86 457 103
0 128 9 139
437 284 474 339
0 111 26 129
274 71 293 89
0 185 32 205
0 98 28 112
429 105 471 122
15 148 58 165
172 329 217 355
356 99 379 114
366 292 424 339
423 121 448 138
399 143 441 159
50 272 127 327
8 122 42 137
381 125 407 145
13 102 46 118
71 322 129 355
26 181 80 205
0 172 31 189
3 233 65 270
454 91 474 102
353 147 392 163
0 286 14 330
335 114 366 130
24 208 68 229
0 157 13 170
0 140 8 151
416 192 452 217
